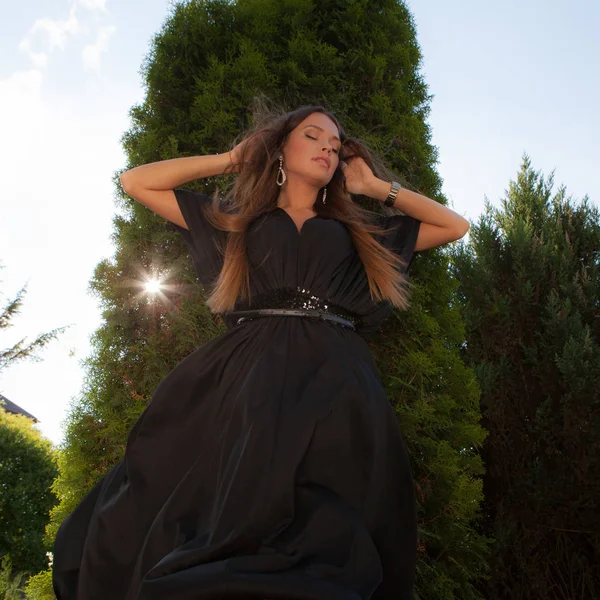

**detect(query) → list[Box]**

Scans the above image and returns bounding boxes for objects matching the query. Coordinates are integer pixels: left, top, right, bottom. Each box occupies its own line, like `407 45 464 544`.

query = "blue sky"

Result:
1 0 598 447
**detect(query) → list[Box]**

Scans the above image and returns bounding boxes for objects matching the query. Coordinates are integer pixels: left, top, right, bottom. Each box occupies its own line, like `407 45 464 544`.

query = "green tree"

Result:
452 154 600 599
0 262 69 376
0 554 27 600
0 409 58 587
0 262 65 598
42 1 490 598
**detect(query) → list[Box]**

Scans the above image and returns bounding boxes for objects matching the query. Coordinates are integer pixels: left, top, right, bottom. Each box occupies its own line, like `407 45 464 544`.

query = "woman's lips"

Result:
312 157 329 168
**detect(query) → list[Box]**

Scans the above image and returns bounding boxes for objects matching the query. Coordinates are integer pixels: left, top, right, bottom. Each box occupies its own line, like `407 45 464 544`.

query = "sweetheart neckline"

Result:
275 206 321 236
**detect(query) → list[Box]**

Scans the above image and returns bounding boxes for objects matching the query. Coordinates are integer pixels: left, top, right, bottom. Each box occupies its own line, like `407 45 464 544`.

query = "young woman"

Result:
52 103 469 600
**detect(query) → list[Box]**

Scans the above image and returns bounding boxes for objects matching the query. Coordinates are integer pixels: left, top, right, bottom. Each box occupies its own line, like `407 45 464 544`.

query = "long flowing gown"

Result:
52 188 422 600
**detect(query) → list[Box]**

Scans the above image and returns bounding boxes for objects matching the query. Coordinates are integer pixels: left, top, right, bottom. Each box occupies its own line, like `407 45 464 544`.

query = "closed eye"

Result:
306 134 339 153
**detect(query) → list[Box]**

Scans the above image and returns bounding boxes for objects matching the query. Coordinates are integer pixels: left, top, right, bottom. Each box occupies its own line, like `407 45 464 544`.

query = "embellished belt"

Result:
226 287 359 331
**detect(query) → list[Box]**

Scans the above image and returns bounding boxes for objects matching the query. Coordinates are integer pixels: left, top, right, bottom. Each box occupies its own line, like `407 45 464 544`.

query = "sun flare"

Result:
144 278 162 294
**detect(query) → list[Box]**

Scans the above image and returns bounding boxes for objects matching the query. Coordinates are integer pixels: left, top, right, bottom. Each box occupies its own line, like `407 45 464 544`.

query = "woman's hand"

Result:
227 138 248 173
340 156 376 196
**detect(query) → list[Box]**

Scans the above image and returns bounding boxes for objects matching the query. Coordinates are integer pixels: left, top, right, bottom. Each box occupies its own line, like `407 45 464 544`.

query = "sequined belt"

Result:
227 287 359 331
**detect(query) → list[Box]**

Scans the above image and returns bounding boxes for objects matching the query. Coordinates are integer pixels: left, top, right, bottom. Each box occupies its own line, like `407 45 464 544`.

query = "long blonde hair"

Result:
200 97 419 314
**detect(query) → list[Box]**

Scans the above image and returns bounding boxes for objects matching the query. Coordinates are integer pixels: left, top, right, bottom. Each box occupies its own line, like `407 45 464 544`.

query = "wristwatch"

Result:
384 181 402 207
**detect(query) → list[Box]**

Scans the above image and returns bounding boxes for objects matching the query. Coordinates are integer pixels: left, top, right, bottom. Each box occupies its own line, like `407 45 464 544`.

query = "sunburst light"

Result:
144 278 163 294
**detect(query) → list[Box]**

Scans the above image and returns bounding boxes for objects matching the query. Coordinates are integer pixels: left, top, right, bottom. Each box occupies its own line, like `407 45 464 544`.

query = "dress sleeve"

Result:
372 212 422 275
170 188 227 288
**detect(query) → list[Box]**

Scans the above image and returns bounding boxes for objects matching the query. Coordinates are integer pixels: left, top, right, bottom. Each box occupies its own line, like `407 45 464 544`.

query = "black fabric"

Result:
171 190 228 288
52 188 422 600
371 211 422 276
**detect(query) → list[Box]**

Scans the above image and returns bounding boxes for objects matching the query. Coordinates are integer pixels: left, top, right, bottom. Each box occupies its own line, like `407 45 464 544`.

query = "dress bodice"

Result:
171 188 421 335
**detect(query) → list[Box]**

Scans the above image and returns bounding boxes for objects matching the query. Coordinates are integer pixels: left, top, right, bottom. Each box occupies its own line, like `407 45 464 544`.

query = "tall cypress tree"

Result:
452 154 600 599
33 1 490 598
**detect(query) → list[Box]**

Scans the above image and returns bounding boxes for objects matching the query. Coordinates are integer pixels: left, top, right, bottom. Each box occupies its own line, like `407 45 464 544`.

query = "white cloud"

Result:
0 69 45 135
24 49 49 69
18 1 112 71
0 68 44 263
75 0 109 13
0 39 125 446
18 5 81 65
82 24 117 72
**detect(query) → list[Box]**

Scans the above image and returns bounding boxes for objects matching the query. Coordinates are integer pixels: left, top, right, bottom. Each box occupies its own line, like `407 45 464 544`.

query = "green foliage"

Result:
0 260 66 599
452 154 600 599
42 0 490 597
0 261 70 375
21 568 53 600
371 246 491 599
0 554 27 600
0 409 58 582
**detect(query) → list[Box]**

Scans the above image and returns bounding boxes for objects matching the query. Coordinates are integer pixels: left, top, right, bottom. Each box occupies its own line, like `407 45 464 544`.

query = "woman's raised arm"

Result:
120 153 234 230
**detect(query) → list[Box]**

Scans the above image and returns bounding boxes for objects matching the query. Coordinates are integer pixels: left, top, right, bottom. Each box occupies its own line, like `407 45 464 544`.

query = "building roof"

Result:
0 393 39 423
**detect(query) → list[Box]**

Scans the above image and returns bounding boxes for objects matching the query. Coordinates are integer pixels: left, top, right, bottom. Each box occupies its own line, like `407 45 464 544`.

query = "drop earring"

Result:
322 186 327 204
276 155 286 186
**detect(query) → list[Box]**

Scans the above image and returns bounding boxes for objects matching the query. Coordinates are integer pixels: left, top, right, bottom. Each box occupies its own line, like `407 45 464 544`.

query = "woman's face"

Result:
282 112 341 187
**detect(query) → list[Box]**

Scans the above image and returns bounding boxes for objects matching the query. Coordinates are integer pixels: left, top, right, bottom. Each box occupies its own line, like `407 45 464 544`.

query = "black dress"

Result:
52 188 422 600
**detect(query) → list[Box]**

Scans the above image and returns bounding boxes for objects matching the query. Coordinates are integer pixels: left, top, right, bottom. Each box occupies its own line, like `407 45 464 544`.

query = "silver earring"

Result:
276 155 286 186
322 186 327 204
